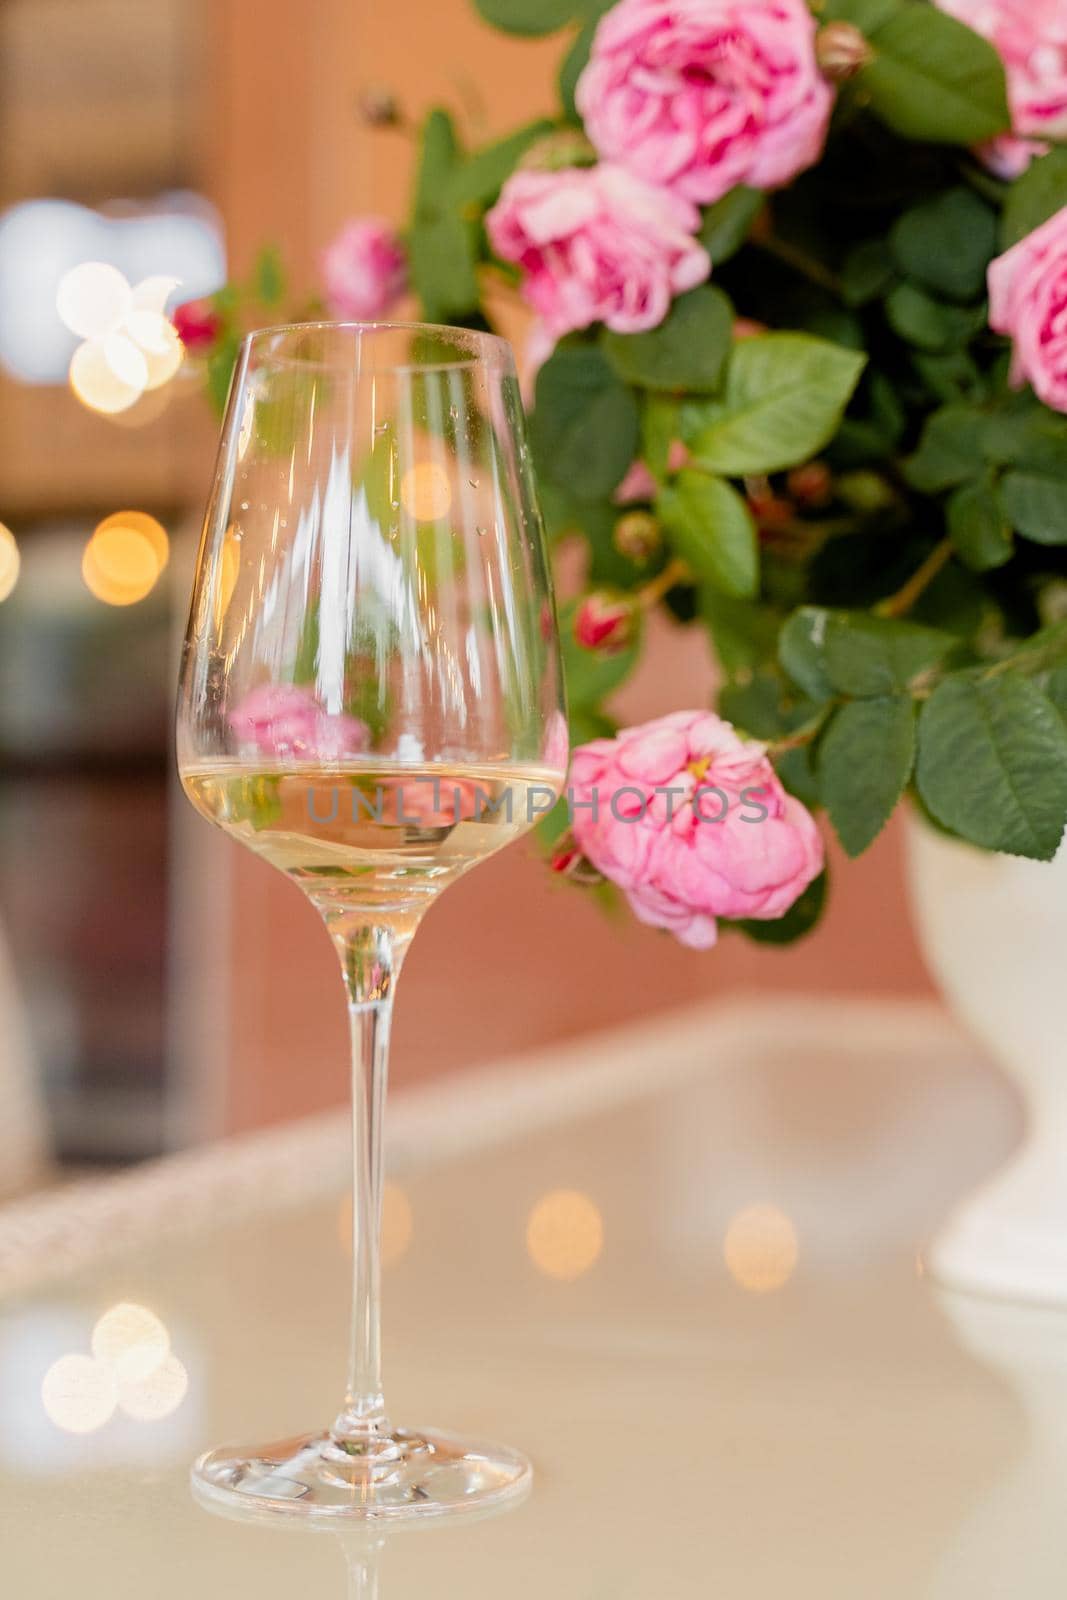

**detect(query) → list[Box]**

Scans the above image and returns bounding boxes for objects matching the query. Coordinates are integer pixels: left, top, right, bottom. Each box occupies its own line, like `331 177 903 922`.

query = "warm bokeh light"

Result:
63 269 185 411
94 511 169 572
526 1189 604 1281
0 523 20 603
128 313 184 390
56 260 131 339
117 1353 189 1422
723 1204 798 1294
82 515 167 606
130 274 181 316
213 525 241 627
40 1354 117 1435
91 1302 170 1383
400 462 452 522
382 1183 414 1266
69 337 142 414
337 1182 414 1267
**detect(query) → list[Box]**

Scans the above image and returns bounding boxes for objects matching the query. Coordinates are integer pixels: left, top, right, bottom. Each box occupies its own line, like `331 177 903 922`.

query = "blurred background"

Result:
0 0 935 1189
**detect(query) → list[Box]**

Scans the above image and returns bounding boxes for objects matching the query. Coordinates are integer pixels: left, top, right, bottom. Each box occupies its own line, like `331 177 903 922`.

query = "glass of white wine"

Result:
177 322 567 1520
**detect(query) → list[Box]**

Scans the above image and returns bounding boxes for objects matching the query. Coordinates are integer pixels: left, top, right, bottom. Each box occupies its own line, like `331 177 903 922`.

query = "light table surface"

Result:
1 997 1058 1599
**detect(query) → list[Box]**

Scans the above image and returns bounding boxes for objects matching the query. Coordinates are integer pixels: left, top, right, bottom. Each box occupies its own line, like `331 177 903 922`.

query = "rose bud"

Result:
787 461 833 508
551 834 605 886
172 299 222 352
574 591 637 653
613 510 662 564
732 317 768 341
745 477 794 530
357 84 402 127
815 21 873 82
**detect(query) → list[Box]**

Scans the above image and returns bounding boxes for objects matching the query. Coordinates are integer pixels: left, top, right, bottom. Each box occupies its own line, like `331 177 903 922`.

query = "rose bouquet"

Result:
177 0 1067 949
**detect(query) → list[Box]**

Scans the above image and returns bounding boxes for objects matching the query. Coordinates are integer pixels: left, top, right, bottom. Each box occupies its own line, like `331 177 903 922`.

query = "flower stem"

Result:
638 556 690 609
875 538 953 619
753 234 843 296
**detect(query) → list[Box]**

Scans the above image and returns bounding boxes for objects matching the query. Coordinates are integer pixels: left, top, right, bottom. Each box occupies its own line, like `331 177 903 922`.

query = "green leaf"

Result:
780 606 956 697
948 476 1014 570
699 187 764 265
890 188 997 303
912 350 982 403
531 347 639 501
999 471 1067 545
252 245 286 306
886 282 986 352
640 395 680 483
841 239 897 308
1001 147 1067 249
602 285 732 393
445 120 555 207
410 111 480 321
779 608 836 700
560 14 599 120
700 591 782 674
656 471 758 598
206 333 241 417
719 673 796 740
820 696 917 857
858 5 1011 146
905 404 988 493
983 402 1067 474
686 334 866 477
917 674 1067 859
733 869 828 945
822 0 901 30
474 0 576 34
1039 663 1067 726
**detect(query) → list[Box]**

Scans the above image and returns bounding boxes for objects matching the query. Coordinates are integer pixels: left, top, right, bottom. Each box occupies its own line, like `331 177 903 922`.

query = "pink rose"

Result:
229 684 370 760
575 0 834 207
486 164 709 339
320 218 407 320
568 710 823 949
172 299 222 352
935 0 1067 177
988 205 1067 413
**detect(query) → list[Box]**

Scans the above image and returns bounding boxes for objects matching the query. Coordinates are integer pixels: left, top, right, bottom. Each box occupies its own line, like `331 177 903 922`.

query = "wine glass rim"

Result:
241 320 515 374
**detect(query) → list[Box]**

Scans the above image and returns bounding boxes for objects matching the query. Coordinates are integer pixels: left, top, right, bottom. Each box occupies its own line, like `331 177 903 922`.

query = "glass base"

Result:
190 1425 532 1522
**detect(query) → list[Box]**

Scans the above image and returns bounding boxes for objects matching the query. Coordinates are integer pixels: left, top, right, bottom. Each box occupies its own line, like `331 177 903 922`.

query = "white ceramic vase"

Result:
907 816 1067 1304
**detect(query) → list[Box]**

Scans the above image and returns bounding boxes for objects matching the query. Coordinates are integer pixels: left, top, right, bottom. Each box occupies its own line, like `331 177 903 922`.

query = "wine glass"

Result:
177 322 567 1519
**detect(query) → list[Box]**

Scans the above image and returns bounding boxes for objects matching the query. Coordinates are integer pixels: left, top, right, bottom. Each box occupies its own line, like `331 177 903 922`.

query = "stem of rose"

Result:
876 538 953 619
637 556 690 610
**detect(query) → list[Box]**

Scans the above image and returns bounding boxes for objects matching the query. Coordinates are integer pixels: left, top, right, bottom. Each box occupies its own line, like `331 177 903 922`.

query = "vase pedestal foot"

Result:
926 1142 1067 1307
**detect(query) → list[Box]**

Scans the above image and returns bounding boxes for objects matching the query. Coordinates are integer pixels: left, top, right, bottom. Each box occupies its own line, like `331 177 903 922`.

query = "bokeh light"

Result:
69 337 142 414
56 261 131 339
0 524 20 603
128 313 184 390
82 513 168 606
723 1204 798 1294
116 1353 189 1422
40 1354 117 1435
526 1189 604 1281
131 274 182 316
401 462 452 522
91 1302 170 1383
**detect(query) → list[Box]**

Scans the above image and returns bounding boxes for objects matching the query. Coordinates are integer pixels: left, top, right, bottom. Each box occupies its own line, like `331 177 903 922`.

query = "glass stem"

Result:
320 912 410 1450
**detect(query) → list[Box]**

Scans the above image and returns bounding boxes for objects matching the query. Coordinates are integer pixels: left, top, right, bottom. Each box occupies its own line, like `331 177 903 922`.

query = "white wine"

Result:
183 761 563 920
